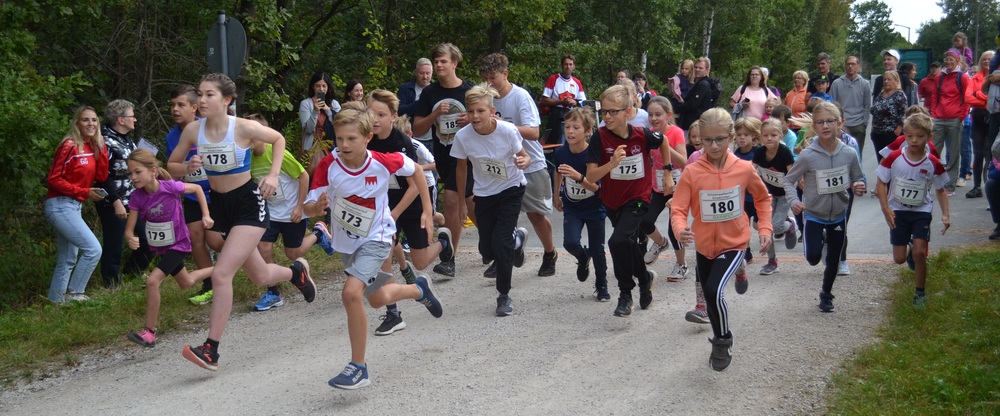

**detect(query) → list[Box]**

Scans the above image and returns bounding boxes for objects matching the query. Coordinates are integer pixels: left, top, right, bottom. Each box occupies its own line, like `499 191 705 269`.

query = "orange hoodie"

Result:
670 151 773 259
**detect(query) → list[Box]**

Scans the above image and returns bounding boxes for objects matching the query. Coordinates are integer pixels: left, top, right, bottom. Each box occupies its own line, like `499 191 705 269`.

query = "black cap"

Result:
929 61 941 68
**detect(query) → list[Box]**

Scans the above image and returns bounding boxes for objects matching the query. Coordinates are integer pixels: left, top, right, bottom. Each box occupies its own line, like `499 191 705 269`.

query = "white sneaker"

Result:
837 261 851 276
643 238 669 264
956 177 967 188
667 264 688 282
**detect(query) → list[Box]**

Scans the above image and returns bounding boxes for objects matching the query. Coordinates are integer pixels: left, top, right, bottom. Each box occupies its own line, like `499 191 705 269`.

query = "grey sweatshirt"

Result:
783 139 864 221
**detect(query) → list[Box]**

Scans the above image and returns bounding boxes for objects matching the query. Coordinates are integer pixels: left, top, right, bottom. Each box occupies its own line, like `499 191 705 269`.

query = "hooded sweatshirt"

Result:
782 138 864 222
670 151 772 259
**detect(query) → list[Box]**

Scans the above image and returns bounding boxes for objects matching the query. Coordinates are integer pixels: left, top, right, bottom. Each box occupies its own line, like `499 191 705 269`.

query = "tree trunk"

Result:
487 20 504 53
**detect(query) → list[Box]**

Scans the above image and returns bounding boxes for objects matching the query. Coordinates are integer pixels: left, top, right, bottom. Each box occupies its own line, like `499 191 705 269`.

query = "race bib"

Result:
610 153 644 180
653 169 682 193
478 158 508 180
438 114 461 136
145 221 176 247
815 165 850 195
892 178 928 206
333 196 376 237
758 166 785 188
199 142 238 171
184 165 207 183
699 186 742 223
564 177 593 200
388 175 401 190
269 182 284 202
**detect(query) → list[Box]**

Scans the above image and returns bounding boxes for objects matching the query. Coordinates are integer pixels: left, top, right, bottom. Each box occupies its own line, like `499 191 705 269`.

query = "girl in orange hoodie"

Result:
671 108 773 371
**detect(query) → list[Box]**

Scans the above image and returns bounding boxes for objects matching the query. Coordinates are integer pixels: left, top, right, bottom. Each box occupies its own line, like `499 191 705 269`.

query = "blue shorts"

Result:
889 210 932 246
261 219 308 247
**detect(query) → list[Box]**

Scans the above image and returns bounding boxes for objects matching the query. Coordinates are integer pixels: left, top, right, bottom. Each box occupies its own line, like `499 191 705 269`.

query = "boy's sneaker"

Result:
639 271 655 310
437 228 454 263
784 219 797 250
613 297 633 317
667 264 689 282
576 252 591 282
329 362 370 390
290 258 316 302
744 248 754 264
182 343 219 371
708 336 733 372
538 251 557 276
188 289 213 305
401 235 411 253
759 260 779 275
819 291 836 312
313 221 335 255
595 287 611 302
837 261 851 276
415 276 443 318
433 260 455 278
496 294 513 316
685 305 710 324
374 312 406 336
956 177 967 187
483 262 497 279
253 290 284 311
643 238 669 264
513 227 529 268
913 292 928 308
906 242 916 270
401 261 417 285
966 186 983 198
127 328 156 348
734 264 748 294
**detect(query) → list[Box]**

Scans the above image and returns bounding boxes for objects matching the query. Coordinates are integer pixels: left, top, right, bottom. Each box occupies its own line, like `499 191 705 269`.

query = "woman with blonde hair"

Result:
785 70 811 118
869 70 908 163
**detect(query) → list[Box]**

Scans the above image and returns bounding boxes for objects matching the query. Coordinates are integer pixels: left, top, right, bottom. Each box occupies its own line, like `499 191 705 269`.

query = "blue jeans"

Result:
961 117 973 178
45 197 102 302
562 208 608 290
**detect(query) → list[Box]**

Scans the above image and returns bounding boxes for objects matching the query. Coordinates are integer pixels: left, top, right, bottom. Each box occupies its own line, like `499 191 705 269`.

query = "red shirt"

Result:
46 139 109 201
587 125 664 210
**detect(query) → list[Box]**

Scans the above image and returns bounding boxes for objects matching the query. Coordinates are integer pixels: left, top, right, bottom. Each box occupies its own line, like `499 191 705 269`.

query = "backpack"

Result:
936 71 965 105
707 77 723 107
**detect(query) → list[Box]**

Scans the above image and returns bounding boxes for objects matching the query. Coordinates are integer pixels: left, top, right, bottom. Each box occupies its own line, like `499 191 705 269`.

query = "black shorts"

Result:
209 179 269 238
396 210 431 250
261 219 308 247
182 197 206 225
439 162 474 197
889 210 932 246
156 249 188 277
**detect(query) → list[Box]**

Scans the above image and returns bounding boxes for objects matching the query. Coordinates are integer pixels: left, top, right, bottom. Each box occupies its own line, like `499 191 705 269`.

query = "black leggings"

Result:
871 130 897 164
696 250 745 339
802 218 847 294
971 108 991 188
639 192 681 250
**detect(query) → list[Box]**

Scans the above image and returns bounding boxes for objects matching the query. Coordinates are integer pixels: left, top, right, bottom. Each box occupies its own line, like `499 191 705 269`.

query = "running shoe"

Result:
433 259 455 278
415 276 442 318
290 258 316 302
538 251 557 276
437 228 454 263
837 261 851 276
784 218 797 250
639 270 655 310
759 260 779 275
513 227 529 268
127 328 156 348
496 294 513 316
906 242 916 270
819 291 836 313
401 235 411 253
329 362 370 390
483 262 496 279
708 336 733 372
913 292 928 309
744 247 754 264
990 225 1000 240
685 305 710 324
253 290 284 311
576 251 591 282
313 221 335 255
667 264 689 282
966 187 983 198
65 292 90 302
182 343 219 371
401 261 417 285
188 289 213 305
956 177 967 188
594 287 611 302
734 263 748 294
613 297 633 317
374 312 406 336
643 238 669 264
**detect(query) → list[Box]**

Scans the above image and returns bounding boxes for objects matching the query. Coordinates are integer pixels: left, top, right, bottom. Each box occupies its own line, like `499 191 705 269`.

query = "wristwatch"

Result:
663 163 673 171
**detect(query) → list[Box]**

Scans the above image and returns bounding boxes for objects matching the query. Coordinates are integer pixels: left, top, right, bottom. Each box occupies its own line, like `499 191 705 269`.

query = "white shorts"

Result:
521 169 553 214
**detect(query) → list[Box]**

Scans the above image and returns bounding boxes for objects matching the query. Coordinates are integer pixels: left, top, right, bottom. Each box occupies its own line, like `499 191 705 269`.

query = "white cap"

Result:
880 49 900 60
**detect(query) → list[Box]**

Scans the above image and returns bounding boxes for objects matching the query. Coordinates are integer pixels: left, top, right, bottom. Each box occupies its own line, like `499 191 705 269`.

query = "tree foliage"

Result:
916 0 1000 63
849 0 902 75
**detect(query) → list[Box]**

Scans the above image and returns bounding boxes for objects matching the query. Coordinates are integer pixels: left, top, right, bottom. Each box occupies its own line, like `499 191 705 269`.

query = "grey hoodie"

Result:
783 139 864 221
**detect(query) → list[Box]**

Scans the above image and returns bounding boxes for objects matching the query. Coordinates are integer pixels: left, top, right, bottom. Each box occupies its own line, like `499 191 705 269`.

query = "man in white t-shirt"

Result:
480 53 558 277
540 54 587 146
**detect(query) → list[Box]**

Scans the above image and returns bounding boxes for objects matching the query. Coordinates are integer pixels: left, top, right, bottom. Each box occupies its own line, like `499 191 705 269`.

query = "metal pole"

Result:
218 11 229 78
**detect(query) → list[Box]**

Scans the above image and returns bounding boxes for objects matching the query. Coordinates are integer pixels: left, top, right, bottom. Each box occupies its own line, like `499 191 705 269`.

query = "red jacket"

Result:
930 70 971 120
966 70 989 109
918 76 937 114
46 139 109 201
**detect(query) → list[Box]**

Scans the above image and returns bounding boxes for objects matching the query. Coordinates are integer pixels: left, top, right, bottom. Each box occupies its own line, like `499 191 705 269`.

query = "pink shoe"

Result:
127 328 156 348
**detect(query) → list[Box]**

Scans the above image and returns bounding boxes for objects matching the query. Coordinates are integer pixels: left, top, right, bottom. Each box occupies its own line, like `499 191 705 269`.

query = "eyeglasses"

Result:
702 136 730 146
600 108 628 117
815 119 839 126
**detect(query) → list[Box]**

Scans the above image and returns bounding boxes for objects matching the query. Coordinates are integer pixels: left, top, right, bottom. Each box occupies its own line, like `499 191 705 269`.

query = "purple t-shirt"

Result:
129 179 191 254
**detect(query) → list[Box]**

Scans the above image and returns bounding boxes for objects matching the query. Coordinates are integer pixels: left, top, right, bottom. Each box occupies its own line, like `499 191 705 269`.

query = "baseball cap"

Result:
814 74 830 83
929 61 941 68
881 49 900 60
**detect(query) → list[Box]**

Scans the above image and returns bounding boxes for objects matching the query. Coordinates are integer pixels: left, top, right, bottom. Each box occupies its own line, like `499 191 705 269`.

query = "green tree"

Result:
849 0 899 75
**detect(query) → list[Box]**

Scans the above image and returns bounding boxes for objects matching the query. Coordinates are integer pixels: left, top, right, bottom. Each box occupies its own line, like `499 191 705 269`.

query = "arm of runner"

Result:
937 187 950 234
586 145 625 183
291 171 309 224
875 179 894 229
125 210 140 250
456 158 469 221
168 123 198 178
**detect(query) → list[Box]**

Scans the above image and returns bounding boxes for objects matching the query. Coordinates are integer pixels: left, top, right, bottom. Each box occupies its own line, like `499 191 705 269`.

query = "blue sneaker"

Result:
414 275 443 318
313 221 335 255
328 362 371 390
253 290 284 311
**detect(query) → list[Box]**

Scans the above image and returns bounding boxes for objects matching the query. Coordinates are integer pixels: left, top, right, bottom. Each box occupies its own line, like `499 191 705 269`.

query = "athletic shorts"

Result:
521 169 554 214
209 179 269 238
342 241 393 297
439 162 474 197
396 210 431 250
156 249 188 277
261 219 308 247
182 197 207 225
889 210 932 246
430 186 438 210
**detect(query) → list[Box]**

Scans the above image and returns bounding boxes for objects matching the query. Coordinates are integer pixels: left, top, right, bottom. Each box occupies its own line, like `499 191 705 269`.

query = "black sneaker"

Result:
182 342 219 371
708 336 733 371
595 287 611 302
576 251 591 282
639 270 655 310
906 242 916 271
496 294 513 316
990 226 1000 240
374 312 406 336
613 297 633 317
483 262 497 279
966 187 983 198
437 228 454 262
538 251 557 276
432 259 455 278
819 291 835 313
291 258 316 302
513 227 529 268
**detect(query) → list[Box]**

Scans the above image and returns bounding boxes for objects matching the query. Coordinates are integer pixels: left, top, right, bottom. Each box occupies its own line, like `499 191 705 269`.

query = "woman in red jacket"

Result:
44 106 110 303
965 50 996 198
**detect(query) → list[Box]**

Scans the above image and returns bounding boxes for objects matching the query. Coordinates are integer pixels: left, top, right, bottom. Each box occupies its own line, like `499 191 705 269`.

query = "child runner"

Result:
366 90 453 336
875 113 951 307
303 108 442 389
770 105 799 159
686 121 702 163
395 115 445 227
452 85 532 316
671 108 773 371
586 85 674 317
553 107 609 300
167 73 316 371
782 101 866 313
124 149 215 347
640 97 689 280
753 118 798 275
733 117 762 268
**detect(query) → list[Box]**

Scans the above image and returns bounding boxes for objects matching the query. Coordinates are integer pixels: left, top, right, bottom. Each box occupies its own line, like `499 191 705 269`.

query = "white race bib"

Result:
269 182 285 202
653 169 682 193
199 142 238 171
564 177 594 200
699 186 742 223
145 221 176 247
610 153 645 180
758 166 785 188
892 178 928 206
438 114 461 136
815 165 850 195
184 163 207 183
478 158 509 180
333 196 376 237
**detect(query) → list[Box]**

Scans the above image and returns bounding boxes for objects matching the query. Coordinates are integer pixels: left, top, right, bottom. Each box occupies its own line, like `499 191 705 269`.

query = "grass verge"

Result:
0 243 341 387
828 245 1000 415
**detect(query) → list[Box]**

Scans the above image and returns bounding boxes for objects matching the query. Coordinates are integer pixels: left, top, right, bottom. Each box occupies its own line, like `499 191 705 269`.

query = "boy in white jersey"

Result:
303 109 442 389
875 113 951 307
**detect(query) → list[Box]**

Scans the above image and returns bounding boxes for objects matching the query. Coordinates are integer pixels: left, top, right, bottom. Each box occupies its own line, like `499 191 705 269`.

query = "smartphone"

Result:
317 91 326 101
96 189 109 198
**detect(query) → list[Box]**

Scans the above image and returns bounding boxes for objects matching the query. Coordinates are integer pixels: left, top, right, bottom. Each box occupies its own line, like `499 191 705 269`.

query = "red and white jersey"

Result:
875 149 949 213
542 74 587 107
305 149 416 253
